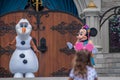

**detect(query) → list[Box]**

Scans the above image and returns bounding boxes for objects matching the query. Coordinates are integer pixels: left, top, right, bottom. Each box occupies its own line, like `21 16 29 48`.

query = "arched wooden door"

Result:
0 9 83 77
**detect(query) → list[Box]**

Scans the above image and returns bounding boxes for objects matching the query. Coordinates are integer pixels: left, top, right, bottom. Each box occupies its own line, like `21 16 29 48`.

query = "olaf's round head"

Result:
16 19 32 35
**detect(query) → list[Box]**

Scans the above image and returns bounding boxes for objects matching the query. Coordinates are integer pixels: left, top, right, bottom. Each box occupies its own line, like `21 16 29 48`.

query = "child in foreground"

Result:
68 49 98 80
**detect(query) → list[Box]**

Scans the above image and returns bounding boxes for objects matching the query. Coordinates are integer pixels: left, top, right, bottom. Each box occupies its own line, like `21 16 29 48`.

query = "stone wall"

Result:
100 0 120 53
95 1 120 77
102 0 120 13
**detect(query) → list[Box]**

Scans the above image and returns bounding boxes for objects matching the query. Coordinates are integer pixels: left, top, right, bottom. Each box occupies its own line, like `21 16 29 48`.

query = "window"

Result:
109 16 120 52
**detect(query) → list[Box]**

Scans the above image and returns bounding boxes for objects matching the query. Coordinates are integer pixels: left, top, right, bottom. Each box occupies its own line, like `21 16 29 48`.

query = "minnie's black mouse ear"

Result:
90 28 97 37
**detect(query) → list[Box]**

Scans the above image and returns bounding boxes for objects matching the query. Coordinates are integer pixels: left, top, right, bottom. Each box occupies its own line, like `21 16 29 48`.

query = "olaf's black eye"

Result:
24 25 27 27
20 23 23 27
24 23 28 28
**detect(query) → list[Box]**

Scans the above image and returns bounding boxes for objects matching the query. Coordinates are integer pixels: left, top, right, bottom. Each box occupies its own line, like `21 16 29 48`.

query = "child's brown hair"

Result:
72 49 92 78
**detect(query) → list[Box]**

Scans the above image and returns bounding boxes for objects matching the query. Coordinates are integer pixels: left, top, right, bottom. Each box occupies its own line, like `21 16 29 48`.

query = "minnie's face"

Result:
77 29 87 41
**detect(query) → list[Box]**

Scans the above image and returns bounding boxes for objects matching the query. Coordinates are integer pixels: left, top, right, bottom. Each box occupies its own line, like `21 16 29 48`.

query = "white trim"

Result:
101 19 109 53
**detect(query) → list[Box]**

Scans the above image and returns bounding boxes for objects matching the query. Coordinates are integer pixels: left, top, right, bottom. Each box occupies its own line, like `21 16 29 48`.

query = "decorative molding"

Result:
26 10 50 31
100 6 120 28
0 21 16 36
51 21 82 35
60 47 75 55
0 46 14 56
25 0 44 12
51 67 70 77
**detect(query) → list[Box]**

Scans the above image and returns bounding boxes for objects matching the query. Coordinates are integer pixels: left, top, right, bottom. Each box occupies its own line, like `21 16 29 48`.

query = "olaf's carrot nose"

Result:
22 27 26 33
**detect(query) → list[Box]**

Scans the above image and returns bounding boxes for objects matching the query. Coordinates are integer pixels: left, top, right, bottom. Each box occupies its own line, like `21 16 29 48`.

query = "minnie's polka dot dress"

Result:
69 66 97 80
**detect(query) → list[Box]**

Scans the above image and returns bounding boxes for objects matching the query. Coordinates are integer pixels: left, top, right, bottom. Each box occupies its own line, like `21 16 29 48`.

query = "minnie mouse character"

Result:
67 25 98 65
76 25 97 44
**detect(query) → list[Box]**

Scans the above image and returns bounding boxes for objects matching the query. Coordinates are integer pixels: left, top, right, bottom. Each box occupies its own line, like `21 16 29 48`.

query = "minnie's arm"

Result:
88 40 98 54
76 36 80 43
88 40 93 44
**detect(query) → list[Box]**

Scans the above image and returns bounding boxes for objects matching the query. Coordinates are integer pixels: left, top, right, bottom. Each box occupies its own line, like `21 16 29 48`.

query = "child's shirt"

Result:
69 66 97 80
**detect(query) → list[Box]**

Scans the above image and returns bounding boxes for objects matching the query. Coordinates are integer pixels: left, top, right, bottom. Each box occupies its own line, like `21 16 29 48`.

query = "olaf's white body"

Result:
9 19 38 78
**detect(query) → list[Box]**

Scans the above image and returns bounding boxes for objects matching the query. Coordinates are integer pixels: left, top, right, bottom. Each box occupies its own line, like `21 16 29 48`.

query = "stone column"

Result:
83 2 102 53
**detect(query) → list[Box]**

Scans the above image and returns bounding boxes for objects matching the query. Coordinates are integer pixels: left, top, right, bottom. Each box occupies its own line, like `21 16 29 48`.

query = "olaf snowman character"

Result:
9 19 39 78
